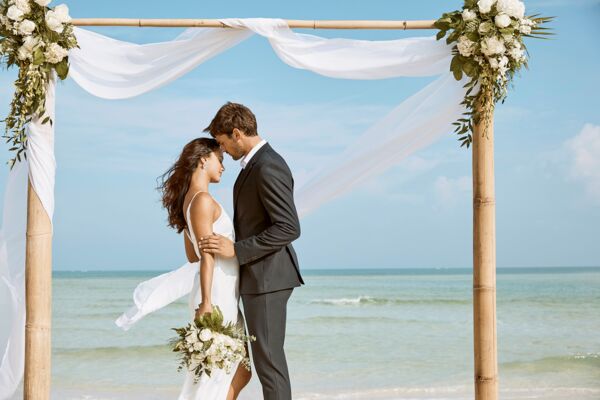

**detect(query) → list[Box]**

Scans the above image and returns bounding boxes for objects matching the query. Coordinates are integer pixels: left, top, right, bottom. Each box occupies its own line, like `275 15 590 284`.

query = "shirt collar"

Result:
240 139 267 169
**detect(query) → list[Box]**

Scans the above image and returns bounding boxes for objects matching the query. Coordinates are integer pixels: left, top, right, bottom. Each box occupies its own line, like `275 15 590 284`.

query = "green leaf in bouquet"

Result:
32 49 44 66
55 60 69 80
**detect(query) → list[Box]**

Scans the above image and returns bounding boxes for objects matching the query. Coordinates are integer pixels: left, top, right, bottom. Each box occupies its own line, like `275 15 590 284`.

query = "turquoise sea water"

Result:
8 267 600 399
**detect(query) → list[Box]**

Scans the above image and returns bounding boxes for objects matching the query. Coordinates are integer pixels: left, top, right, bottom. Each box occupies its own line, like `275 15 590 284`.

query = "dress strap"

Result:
185 191 208 220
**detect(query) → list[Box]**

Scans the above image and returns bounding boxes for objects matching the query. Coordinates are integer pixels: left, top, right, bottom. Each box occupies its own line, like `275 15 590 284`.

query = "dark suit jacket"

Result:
233 143 304 295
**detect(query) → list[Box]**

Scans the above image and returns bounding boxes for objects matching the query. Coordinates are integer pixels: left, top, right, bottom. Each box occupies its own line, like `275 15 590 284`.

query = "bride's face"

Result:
203 151 225 183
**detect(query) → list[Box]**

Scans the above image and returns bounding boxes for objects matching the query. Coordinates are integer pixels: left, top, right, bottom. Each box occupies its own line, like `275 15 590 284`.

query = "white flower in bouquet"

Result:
457 35 476 57
496 0 525 19
481 36 506 56
185 332 198 345
488 56 500 70
477 0 496 14
199 328 213 342
53 4 71 23
192 341 204 351
45 11 63 33
0 15 12 29
474 55 486 66
519 24 531 35
7 5 25 21
498 55 510 71
16 35 40 60
34 0 52 6
478 21 494 35
17 19 36 35
494 14 512 28
508 44 525 61
462 9 477 21
520 18 535 27
14 0 31 14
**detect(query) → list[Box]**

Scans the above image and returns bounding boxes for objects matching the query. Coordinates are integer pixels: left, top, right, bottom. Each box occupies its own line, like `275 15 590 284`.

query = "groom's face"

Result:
214 131 245 161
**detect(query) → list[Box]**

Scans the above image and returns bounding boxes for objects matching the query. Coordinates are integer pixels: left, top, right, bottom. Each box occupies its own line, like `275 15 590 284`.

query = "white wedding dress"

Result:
178 192 244 400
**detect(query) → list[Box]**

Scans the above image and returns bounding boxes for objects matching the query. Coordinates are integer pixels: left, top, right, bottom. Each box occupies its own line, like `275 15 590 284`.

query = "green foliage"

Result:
434 2 554 148
0 0 79 168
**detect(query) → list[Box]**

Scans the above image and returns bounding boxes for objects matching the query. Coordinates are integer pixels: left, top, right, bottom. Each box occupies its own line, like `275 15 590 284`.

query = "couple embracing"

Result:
159 102 304 400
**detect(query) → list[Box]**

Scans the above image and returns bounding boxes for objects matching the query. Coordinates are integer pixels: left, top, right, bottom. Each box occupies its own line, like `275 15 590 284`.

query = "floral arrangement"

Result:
0 0 78 167
170 306 255 382
435 0 552 147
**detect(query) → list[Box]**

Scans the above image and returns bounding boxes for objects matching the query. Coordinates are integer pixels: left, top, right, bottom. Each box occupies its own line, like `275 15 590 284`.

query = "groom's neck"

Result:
243 135 264 156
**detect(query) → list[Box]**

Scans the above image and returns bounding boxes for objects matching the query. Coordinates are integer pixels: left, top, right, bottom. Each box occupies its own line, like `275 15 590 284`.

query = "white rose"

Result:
22 35 40 50
34 0 51 5
7 5 25 21
462 9 477 21
53 4 71 23
193 341 203 351
495 14 512 28
481 36 506 56
477 0 496 14
17 46 32 60
508 46 524 61
457 35 476 57
17 19 35 35
519 25 531 35
199 328 213 342
45 11 63 33
496 0 525 19
478 21 494 35
488 57 500 70
15 0 31 14
17 35 40 60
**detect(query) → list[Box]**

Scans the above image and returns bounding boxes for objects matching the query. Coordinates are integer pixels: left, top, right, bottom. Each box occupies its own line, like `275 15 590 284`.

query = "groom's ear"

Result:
232 128 244 141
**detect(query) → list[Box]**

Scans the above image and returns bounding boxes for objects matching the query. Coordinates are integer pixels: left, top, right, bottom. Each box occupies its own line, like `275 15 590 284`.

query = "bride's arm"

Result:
183 231 200 263
189 193 218 316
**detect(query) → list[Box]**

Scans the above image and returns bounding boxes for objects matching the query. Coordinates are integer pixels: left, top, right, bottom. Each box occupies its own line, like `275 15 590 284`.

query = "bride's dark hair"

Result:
158 138 220 233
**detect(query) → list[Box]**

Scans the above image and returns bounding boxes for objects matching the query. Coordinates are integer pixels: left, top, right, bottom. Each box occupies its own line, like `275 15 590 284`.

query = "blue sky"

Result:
0 0 598 270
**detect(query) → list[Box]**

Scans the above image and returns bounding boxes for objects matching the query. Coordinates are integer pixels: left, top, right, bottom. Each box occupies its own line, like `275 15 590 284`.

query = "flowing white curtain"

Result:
0 18 465 399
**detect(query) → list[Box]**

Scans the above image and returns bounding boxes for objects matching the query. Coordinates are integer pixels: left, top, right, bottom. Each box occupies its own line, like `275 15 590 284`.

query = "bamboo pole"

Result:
472 88 498 400
24 180 53 400
71 18 436 29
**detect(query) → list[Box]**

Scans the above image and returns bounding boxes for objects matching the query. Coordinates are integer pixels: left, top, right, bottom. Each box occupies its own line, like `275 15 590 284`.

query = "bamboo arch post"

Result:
22 18 499 400
472 87 498 400
24 180 53 400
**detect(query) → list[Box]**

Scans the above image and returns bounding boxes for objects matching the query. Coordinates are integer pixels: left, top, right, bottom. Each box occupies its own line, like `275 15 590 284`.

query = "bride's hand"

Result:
195 302 213 319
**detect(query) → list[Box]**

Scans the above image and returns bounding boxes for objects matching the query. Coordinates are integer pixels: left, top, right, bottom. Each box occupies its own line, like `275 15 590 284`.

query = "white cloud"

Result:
433 175 472 209
565 123 600 203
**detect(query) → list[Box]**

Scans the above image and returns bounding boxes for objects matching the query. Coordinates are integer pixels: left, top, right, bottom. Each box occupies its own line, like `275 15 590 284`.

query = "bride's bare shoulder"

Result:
187 192 218 218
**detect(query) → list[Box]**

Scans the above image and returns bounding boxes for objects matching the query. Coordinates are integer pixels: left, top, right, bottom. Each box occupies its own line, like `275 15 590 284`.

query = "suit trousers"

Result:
242 288 293 400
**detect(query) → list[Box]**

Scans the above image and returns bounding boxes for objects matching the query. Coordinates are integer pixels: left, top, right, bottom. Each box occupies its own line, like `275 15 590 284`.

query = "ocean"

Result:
8 267 600 399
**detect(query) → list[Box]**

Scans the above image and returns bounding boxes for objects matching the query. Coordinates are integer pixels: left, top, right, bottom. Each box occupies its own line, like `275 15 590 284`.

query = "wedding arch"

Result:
0 2 551 399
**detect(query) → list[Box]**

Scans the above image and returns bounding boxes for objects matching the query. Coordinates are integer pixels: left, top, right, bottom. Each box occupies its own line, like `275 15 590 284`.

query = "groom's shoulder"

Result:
256 145 292 175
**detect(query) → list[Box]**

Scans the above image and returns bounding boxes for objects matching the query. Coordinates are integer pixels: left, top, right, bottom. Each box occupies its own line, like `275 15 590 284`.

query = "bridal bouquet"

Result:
170 306 255 382
435 0 552 147
0 0 78 167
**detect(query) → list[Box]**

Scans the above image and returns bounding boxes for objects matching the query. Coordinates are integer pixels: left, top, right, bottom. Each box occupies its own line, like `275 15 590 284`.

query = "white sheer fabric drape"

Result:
0 18 465 399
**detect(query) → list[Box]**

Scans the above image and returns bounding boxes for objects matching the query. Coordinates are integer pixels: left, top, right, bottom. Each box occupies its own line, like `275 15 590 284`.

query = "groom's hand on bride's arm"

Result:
198 234 236 258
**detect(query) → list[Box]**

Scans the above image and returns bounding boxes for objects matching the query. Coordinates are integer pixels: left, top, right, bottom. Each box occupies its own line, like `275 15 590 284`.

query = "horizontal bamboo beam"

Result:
71 18 437 30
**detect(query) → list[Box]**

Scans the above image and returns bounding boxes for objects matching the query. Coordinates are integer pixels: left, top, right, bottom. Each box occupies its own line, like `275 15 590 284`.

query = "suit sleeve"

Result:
234 160 301 266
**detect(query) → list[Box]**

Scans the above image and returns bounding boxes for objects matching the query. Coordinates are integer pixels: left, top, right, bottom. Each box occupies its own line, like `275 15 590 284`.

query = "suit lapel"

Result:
233 143 271 218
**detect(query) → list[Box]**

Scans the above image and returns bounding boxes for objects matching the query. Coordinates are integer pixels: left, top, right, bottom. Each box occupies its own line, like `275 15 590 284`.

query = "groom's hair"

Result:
204 102 258 138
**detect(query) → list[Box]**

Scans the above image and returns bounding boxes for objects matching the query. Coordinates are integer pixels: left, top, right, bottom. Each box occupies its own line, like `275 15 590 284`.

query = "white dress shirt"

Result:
240 139 267 169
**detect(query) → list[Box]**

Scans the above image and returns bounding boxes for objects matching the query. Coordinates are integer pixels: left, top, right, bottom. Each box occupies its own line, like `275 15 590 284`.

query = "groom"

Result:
199 102 304 400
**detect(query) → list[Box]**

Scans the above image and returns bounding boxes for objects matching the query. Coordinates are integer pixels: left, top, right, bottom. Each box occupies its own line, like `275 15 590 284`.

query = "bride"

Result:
158 137 251 400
